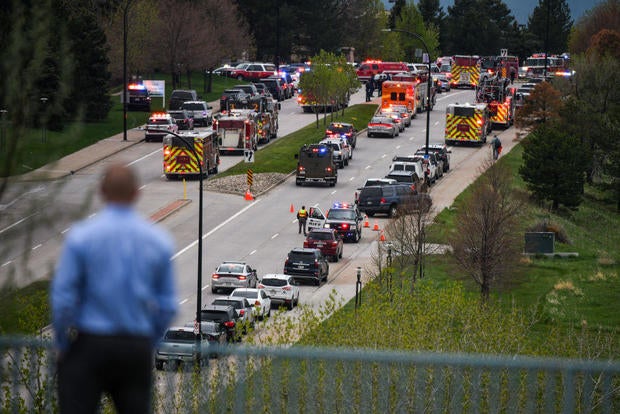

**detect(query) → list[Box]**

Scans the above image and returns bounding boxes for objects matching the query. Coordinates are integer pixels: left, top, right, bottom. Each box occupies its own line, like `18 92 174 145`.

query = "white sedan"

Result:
258 274 300 310
230 288 272 320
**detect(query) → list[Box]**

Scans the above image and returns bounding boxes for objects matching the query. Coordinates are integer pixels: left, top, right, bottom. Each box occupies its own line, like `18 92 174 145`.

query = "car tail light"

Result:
282 286 291 291
254 300 261 307
223 321 235 328
380 197 387 204
239 309 245 316
237 275 247 280
303 241 309 248
212 273 220 279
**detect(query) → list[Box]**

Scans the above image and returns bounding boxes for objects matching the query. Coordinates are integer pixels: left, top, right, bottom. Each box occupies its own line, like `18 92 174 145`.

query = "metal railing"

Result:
2 336 619 413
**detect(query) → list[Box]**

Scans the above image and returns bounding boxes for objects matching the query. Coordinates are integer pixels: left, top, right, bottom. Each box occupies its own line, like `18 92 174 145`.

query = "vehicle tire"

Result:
391 131 395 138
155 361 164 371
211 287 217 294
295 295 299 306
333 254 339 263
388 204 398 218
314 277 321 286
267 308 271 318
288 300 294 310
367 132 372 137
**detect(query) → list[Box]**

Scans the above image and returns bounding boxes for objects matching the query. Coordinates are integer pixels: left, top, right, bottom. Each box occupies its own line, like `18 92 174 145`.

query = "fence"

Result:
2 336 619 413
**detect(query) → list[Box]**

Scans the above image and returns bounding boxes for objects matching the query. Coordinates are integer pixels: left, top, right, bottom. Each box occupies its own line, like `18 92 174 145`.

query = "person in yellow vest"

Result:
297 205 308 235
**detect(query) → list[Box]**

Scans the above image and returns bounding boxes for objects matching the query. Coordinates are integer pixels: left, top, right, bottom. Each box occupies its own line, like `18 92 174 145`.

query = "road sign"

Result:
247 169 253 187
244 149 254 163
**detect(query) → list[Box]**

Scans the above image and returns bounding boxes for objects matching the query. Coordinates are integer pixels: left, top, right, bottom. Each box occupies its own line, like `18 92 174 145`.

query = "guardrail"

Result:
2 336 619 413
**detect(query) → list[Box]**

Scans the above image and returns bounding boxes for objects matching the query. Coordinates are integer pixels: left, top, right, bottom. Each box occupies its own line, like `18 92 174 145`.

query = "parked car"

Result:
390 105 413 127
414 150 443 179
319 138 348 168
357 184 431 217
169 89 199 110
211 261 258 294
420 143 451 172
211 296 255 333
367 116 398 138
168 109 194 130
228 62 277 81
180 100 213 126
258 274 300 310
230 288 272 320
304 228 344 262
155 326 216 370
326 122 357 148
379 109 405 132
200 304 239 342
283 247 329 286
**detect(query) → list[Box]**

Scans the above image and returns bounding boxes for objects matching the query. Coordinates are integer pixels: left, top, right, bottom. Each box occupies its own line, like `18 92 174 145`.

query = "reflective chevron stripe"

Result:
445 112 484 142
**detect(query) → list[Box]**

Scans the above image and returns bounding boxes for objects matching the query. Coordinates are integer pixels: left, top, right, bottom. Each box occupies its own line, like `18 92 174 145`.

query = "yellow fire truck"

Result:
163 130 219 180
450 55 480 88
444 102 491 146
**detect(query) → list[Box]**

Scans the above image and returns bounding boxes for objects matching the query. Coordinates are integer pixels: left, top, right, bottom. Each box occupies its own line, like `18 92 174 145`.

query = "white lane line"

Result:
396 145 401 149
434 121 439 126
139 185 147 190
331 190 337 195
202 285 208 291
61 228 70 234
0 212 38 236
88 213 96 219
128 148 161 166
250 249 257 255
271 234 279 239
32 244 42 251
409 137 414 141
382 154 387 158
2 261 12 267
172 199 262 260
365 165 371 170
349 176 355 181
179 299 188 305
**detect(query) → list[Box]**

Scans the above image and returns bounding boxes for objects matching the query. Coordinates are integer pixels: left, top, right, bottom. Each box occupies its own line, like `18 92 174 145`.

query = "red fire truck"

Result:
356 60 409 82
214 109 258 154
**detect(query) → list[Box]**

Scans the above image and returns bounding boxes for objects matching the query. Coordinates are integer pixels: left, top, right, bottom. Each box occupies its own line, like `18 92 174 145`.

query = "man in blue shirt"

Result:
51 162 177 414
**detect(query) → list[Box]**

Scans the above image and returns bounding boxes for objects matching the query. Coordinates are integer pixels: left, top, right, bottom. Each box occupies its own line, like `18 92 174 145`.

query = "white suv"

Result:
319 138 349 168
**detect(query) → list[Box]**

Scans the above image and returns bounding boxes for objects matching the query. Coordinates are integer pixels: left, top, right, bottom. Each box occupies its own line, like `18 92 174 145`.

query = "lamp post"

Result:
122 1 132 141
0 109 7 153
381 28 431 157
164 131 205 369
40 97 48 144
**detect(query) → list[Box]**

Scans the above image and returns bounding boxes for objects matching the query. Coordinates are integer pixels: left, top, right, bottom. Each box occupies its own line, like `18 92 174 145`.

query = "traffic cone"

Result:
244 189 254 201
373 221 380 231
290 203 294 213
363 215 369 228
379 230 386 242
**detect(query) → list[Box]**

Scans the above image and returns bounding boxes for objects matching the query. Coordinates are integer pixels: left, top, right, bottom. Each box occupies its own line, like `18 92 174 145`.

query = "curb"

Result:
149 199 192 223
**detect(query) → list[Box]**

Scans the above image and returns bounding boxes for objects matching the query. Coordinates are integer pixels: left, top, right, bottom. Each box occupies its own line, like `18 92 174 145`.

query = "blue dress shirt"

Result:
51 204 178 352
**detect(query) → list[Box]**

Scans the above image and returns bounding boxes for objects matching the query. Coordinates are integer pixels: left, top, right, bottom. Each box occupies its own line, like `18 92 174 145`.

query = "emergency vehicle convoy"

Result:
162 130 219 180
356 60 409 82
451 55 480 88
444 102 491 146
214 109 259 154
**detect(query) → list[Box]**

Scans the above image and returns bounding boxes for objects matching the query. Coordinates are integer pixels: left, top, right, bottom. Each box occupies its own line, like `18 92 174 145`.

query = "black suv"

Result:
261 78 285 101
324 202 363 243
200 305 239 342
219 88 251 111
283 248 329 286
169 89 199 110
326 122 357 149
167 109 194 130
357 184 432 217
234 84 262 107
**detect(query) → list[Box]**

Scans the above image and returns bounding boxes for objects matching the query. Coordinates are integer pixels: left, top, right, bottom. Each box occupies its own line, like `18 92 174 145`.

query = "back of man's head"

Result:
101 163 139 205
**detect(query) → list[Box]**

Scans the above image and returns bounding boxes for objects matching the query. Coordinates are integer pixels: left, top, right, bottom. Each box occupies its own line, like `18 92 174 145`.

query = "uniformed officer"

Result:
297 205 308 235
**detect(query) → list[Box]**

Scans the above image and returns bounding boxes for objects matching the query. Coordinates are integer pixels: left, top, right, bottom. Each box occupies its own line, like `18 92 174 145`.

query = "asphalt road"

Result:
0 86 521 329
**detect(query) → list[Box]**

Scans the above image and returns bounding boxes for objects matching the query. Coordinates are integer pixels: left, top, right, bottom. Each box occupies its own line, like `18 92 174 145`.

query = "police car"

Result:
307 202 363 243
145 112 179 142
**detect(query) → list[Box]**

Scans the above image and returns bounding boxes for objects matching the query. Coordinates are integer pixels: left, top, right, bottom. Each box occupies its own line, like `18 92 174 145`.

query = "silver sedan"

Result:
367 116 398 138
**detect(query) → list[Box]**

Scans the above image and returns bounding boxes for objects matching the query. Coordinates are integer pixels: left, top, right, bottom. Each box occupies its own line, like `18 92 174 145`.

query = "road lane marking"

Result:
172 199 262 260
128 148 161 165
382 154 387 158
179 299 188 305
2 261 12 267
434 121 439 126
202 285 208 291
396 145 401 149
61 228 70 234
331 190 337 195
88 213 96 219
271 234 279 239
349 177 355 181
250 249 257 255
365 165 371 169
0 212 38 236
32 244 42 250
139 185 147 190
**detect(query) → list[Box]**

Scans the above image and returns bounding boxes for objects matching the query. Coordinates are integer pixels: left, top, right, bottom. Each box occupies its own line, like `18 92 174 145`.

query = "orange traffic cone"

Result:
244 189 254 201
373 221 380 231
290 203 294 213
379 230 386 242
363 215 369 228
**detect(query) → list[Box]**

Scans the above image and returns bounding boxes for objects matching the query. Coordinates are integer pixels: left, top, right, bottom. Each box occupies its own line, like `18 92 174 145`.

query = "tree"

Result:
568 0 620 55
450 161 523 302
418 0 446 51
515 81 563 130
394 2 440 62
519 124 586 210
388 0 406 29
527 0 573 54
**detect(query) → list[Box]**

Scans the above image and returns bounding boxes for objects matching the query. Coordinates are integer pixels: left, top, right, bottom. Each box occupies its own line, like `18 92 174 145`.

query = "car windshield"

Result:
173 92 193 100
327 209 356 220
288 252 315 262
370 117 388 124
200 322 220 334
182 103 204 110
218 264 244 273
328 124 352 133
232 290 258 299
165 330 194 341
261 278 287 287
212 299 243 309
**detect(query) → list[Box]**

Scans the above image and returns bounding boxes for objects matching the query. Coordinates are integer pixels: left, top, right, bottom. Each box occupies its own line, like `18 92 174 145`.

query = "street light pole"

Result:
164 131 204 369
122 1 131 141
381 28 431 156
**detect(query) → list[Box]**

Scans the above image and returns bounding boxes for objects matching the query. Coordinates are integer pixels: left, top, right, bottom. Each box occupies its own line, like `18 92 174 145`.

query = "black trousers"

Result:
57 333 152 414
298 219 307 234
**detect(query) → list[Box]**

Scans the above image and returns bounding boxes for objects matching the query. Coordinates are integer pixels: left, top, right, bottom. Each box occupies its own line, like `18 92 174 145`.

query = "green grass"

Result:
3 73 243 176
219 104 378 176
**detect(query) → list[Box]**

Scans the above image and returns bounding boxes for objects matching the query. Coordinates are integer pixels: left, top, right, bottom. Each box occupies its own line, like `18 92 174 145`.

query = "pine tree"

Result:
528 0 573 53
